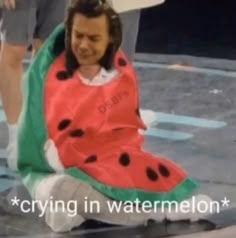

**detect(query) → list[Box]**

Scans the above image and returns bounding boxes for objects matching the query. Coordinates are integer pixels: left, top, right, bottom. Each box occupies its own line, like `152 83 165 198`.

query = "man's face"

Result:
71 13 111 66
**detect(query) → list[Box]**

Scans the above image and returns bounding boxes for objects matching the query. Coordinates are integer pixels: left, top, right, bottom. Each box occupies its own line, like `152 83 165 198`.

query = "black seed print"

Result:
119 153 130 166
56 70 70 80
58 119 71 131
146 167 158 181
158 164 170 177
85 155 97 163
118 58 127 67
70 129 85 137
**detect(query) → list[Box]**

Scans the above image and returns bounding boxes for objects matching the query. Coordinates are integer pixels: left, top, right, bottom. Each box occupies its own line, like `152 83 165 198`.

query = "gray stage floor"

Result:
0 54 236 237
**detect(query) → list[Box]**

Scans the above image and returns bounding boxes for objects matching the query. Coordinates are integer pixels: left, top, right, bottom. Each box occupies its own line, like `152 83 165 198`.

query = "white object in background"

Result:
140 109 157 127
107 0 165 13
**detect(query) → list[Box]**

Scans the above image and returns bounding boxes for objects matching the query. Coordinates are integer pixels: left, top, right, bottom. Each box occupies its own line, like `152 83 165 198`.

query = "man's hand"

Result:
0 0 16 10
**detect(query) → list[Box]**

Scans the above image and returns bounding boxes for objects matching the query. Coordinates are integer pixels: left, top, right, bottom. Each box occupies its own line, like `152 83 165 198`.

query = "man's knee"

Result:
0 43 27 67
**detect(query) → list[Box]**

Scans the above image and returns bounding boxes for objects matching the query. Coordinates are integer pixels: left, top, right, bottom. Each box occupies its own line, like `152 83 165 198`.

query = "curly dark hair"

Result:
57 0 122 76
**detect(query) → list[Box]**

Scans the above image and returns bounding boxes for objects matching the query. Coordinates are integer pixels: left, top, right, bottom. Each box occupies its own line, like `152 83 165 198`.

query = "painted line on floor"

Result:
134 61 236 78
155 112 227 128
144 128 193 140
24 58 236 78
0 166 16 177
0 178 20 192
141 110 226 140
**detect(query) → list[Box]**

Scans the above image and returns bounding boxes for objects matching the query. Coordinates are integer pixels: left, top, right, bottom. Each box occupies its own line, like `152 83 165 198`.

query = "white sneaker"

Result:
45 206 85 232
164 194 215 222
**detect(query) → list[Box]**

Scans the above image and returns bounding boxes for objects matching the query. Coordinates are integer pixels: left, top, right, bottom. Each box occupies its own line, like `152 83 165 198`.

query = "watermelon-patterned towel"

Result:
18 24 198 203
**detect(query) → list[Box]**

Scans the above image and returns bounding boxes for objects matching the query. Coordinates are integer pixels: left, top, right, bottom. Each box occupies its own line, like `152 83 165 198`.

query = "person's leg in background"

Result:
0 0 68 171
0 10 2 50
32 0 68 56
119 9 157 127
119 9 141 61
0 0 37 170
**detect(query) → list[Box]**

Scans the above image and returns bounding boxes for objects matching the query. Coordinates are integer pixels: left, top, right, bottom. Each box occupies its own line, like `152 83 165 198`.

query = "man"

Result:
0 0 68 170
18 0 211 232
108 0 165 60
